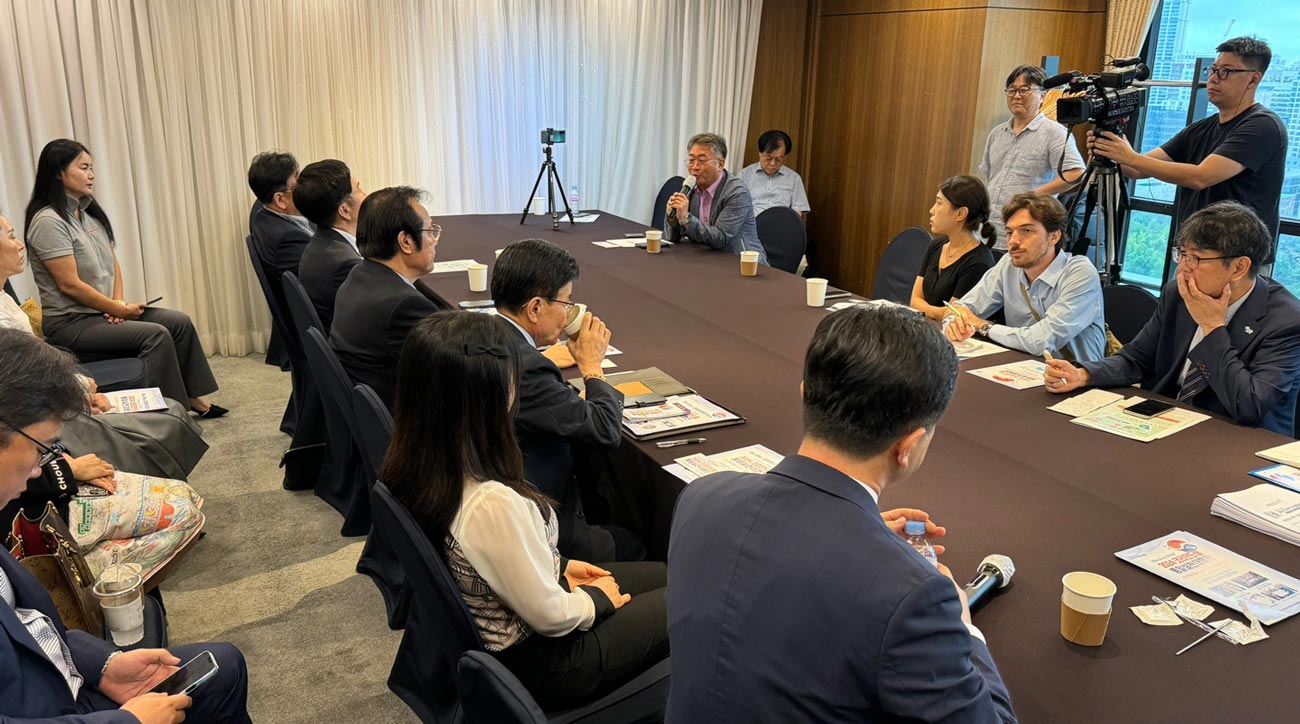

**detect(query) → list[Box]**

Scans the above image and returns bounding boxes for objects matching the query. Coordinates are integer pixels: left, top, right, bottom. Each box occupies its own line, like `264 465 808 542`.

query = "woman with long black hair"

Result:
24 139 225 417
383 311 668 710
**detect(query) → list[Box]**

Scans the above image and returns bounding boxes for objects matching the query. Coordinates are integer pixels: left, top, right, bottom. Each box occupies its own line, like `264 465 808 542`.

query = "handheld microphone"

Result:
1043 70 1082 89
679 175 697 196
963 554 1015 610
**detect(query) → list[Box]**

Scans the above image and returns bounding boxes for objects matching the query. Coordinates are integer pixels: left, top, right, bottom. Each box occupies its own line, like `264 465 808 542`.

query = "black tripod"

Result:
520 142 574 230
1066 127 1132 285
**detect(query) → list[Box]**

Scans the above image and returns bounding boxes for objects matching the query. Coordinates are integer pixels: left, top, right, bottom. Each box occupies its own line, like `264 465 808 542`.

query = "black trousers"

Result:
75 641 251 723
494 561 669 710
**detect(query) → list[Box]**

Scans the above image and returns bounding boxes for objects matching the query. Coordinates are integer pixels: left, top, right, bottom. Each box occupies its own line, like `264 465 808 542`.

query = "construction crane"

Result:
1221 19 1235 41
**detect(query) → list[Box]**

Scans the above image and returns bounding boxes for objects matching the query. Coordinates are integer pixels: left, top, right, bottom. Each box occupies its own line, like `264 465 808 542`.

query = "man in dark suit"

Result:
492 239 641 562
1046 201 1300 436
663 132 766 264
247 151 312 371
294 159 366 332
668 305 1016 723
0 330 250 724
330 187 445 409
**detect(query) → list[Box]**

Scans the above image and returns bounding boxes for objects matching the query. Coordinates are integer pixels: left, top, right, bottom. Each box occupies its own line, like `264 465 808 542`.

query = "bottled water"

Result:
569 184 580 210
904 520 938 566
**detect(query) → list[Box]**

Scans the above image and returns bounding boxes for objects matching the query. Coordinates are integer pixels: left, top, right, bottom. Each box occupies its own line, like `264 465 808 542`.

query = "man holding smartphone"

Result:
0 330 251 724
1044 202 1300 436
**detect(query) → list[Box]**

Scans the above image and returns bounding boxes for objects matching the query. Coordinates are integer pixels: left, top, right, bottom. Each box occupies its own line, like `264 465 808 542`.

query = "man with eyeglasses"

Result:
0 329 252 724
492 239 645 563
664 132 767 264
330 186 447 409
1045 202 1300 436
740 129 811 219
1091 36 1287 242
979 65 1086 255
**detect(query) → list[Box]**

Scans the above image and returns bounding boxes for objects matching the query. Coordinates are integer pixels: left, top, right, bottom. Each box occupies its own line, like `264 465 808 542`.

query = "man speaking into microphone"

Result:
667 304 1016 723
663 132 767 264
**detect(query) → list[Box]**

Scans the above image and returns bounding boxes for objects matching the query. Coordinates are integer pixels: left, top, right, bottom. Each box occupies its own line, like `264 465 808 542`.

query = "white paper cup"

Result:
1060 571 1117 646
645 229 663 254
563 303 588 338
806 278 829 306
740 251 760 277
531 197 545 215
467 263 488 292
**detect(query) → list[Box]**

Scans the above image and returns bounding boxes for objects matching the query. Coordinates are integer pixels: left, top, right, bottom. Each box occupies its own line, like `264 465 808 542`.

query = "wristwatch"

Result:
975 321 992 337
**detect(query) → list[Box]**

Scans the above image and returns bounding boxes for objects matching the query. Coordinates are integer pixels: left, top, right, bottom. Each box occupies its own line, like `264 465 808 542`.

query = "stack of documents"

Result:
1070 397 1208 442
663 444 783 484
1047 388 1124 416
620 394 744 440
1211 484 1300 547
1256 440 1300 467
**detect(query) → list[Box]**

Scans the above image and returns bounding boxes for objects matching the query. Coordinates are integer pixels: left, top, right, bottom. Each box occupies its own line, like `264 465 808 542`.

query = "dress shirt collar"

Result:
1022 249 1072 290
755 165 785 178
1005 111 1047 135
63 195 93 214
335 228 358 253
500 313 537 349
769 454 881 514
1224 279 1256 324
701 170 726 199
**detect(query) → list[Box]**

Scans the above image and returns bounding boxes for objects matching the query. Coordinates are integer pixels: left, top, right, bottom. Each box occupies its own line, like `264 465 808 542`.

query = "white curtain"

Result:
0 0 763 355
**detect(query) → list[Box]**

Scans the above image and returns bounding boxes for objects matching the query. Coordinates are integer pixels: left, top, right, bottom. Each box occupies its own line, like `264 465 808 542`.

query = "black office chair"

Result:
1101 283 1158 346
372 483 671 724
277 272 333 491
755 206 806 274
299 326 372 537
351 383 409 630
244 236 298 435
869 227 931 304
649 176 684 231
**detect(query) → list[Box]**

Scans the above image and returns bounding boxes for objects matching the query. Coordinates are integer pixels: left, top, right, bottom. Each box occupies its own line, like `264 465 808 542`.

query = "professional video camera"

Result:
540 128 566 145
1047 57 1151 134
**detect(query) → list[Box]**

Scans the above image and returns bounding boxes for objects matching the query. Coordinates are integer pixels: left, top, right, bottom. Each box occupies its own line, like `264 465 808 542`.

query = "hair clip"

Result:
462 343 511 358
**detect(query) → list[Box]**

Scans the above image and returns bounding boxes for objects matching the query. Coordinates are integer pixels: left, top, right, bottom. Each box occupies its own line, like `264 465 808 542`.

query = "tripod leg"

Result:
549 161 575 224
546 161 559 230
521 161 549 224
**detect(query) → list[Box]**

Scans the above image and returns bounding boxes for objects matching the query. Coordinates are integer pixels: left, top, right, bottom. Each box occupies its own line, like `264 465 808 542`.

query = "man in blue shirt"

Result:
945 192 1105 361
740 129 811 218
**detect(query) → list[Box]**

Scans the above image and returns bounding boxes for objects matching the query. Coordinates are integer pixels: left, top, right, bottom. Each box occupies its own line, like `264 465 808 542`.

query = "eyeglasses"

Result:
686 157 720 168
1171 247 1235 267
421 224 442 242
0 418 60 468
1203 65 1257 81
1004 86 1041 97
548 298 579 309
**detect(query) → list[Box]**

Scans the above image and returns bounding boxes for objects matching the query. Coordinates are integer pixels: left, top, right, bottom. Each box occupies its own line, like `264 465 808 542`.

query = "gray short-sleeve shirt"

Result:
25 196 117 318
979 113 1084 250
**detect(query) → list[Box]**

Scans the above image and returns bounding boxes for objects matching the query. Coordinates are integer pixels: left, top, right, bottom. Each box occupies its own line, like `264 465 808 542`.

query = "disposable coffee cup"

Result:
92 565 145 646
563 303 589 338
740 251 760 277
806 278 829 307
467 263 488 292
645 230 663 254
531 197 545 215
1060 571 1116 646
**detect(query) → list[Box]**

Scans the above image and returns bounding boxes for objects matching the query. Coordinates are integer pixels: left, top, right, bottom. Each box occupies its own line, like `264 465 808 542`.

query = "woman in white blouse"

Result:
383 312 669 710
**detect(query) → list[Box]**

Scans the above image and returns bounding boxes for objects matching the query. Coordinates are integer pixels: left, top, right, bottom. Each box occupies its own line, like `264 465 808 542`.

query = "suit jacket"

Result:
668 455 1016 724
249 203 312 369
330 260 445 408
662 170 767 264
0 548 130 723
298 227 362 332
1082 277 1300 436
505 322 624 500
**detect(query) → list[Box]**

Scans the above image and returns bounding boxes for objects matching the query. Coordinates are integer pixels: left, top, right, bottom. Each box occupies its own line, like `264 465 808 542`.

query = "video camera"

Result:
1048 57 1151 135
540 128 566 145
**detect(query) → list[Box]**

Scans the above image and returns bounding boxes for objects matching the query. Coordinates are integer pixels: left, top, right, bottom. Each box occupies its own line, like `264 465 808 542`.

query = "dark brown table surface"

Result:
418 212 1297 723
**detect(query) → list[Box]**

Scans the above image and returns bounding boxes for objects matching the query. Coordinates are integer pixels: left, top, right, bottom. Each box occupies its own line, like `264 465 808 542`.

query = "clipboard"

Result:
619 394 747 441
569 367 692 408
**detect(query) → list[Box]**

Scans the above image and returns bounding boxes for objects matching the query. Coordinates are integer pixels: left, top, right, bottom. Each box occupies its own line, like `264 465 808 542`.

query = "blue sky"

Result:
1179 2 1300 61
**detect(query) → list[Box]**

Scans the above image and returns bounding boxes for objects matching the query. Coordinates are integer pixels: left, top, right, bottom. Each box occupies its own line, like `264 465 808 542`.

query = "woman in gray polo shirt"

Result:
23 139 226 417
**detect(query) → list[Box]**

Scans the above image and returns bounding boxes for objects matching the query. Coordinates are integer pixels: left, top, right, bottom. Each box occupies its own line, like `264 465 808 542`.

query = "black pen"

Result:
145 296 163 306
655 437 707 448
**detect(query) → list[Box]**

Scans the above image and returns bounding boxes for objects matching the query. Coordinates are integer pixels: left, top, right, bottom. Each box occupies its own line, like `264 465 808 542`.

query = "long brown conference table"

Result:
415 211 1295 723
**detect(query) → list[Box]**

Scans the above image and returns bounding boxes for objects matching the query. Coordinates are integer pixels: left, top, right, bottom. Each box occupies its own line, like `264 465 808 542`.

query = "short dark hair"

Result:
491 239 580 313
757 130 793 156
1217 36 1272 74
1006 65 1046 88
247 151 299 204
687 133 728 160
1003 192 1068 251
803 305 958 459
357 186 426 261
294 160 353 228
1176 201 1272 277
939 175 995 242
0 330 87 446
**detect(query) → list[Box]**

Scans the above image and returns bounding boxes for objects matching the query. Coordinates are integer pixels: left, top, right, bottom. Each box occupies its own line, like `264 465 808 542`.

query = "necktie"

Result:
1178 360 1208 403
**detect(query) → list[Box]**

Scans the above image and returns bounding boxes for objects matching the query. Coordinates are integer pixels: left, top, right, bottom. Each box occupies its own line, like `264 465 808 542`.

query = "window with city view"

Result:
1124 0 1300 290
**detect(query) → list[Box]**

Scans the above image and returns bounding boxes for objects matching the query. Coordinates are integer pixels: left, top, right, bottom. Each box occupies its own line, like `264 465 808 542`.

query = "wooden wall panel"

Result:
743 1 813 169
822 0 1105 15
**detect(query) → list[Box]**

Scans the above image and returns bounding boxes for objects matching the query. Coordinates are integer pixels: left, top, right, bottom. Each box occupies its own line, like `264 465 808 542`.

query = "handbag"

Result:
7 501 104 633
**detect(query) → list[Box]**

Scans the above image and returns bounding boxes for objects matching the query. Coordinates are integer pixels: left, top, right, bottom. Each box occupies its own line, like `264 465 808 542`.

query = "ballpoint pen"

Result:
656 438 707 448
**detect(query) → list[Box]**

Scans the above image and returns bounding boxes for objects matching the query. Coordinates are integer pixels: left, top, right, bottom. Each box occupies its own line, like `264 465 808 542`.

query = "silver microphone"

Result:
963 554 1015 610
679 174 697 196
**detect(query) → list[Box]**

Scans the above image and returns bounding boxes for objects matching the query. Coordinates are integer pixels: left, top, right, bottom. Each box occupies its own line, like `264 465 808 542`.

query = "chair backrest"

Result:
372 482 485 723
650 176 684 230
281 271 324 344
870 227 931 304
1102 283 1158 345
303 327 361 432
755 206 807 274
351 384 394 485
245 236 299 358
457 651 548 724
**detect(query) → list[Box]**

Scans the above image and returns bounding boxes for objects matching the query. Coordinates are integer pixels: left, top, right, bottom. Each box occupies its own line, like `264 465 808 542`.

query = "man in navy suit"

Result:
294 159 366 333
0 329 250 724
247 151 312 371
668 305 1016 723
1046 201 1300 436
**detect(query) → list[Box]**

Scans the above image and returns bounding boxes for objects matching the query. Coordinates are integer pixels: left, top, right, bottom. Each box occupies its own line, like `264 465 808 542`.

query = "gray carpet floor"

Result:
162 355 417 723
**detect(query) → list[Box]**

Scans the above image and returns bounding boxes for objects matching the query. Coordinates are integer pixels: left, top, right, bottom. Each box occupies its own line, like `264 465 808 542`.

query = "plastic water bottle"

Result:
569 184 580 211
905 520 938 566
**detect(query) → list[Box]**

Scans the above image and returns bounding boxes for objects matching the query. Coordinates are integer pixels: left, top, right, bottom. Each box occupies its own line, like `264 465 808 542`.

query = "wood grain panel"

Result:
822 0 1105 15
743 0 813 169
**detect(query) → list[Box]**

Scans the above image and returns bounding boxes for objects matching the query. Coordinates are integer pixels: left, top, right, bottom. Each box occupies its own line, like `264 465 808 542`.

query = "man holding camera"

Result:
1091 36 1287 241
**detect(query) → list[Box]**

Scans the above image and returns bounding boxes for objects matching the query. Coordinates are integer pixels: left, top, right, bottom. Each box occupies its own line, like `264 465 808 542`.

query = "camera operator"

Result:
1090 36 1287 241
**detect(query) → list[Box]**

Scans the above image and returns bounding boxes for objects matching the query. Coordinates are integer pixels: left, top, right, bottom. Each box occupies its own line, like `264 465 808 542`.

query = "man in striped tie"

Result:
0 329 251 723
1043 202 1300 436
